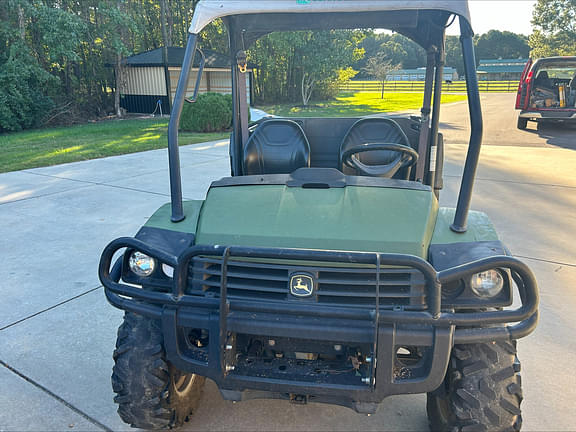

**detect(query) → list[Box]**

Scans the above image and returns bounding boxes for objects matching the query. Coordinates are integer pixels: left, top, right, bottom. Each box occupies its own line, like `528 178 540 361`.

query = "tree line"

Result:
1 0 575 132
356 30 534 81
1 0 201 132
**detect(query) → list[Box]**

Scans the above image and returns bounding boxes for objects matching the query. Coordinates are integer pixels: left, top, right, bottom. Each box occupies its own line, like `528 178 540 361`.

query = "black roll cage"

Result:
166 13 482 234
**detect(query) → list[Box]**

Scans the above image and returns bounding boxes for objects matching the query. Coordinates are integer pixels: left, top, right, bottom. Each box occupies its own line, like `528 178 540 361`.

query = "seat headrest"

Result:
243 119 310 175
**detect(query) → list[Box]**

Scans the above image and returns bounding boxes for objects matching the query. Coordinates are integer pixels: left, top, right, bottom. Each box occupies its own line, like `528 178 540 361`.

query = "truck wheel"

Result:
426 341 523 432
111 312 205 429
517 117 528 130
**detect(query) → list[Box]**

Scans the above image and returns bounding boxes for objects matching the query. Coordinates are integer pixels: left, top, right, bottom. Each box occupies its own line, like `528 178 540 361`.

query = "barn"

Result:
476 59 529 81
117 47 252 114
386 67 459 82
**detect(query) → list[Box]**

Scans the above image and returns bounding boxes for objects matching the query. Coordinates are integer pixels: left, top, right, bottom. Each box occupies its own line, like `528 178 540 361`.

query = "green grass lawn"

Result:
0 118 228 173
1 92 468 173
258 92 468 117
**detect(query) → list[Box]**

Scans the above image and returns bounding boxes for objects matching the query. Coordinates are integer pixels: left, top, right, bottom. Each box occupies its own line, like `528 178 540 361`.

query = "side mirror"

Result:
185 48 206 104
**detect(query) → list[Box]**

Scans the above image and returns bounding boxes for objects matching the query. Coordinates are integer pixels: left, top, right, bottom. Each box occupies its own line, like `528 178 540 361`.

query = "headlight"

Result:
470 270 504 298
128 251 156 277
162 264 174 278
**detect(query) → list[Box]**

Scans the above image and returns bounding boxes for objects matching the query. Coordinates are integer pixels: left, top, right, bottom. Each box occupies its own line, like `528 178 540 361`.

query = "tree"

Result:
363 56 400 99
475 30 530 61
445 36 465 78
355 33 425 77
249 32 307 104
0 0 74 131
160 0 171 80
0 42 56 132
249 30 365 105
97 1 137 117
357 31 532 79
530 0 576 57
198 19 229 54
298 31 365 106
1 1 363 130
0 0 209 131
380 35 426 69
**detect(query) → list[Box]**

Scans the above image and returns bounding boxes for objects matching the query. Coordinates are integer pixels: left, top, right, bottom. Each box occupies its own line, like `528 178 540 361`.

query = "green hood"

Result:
195 185 438 258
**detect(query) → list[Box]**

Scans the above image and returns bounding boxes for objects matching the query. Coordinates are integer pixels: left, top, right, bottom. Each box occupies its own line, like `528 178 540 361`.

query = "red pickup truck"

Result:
515 57 576 129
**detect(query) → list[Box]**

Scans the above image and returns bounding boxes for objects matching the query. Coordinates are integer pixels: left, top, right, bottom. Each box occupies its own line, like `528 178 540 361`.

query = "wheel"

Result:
517 117 528 130
112 312 205 429
427 340 523 432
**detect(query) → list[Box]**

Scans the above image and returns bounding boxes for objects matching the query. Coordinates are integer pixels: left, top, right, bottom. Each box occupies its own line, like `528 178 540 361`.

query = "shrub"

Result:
0 44 55 132
179 92 233 132
314 67 359 101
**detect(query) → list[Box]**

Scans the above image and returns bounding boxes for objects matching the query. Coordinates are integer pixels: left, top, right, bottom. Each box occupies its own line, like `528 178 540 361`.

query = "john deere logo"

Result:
290 274 314 297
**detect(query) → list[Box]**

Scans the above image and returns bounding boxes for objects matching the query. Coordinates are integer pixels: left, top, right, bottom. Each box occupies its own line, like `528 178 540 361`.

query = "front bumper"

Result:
99 238 538 411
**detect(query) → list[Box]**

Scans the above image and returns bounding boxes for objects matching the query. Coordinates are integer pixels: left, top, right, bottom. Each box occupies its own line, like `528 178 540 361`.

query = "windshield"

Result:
248 28 466 119
536 62 576 79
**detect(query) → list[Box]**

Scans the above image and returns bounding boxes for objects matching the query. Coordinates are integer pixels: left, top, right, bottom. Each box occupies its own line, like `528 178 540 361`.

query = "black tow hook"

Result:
290 394 309 405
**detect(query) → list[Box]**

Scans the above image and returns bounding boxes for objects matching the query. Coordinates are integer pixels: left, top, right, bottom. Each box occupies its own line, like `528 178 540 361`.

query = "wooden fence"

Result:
340 80 520 93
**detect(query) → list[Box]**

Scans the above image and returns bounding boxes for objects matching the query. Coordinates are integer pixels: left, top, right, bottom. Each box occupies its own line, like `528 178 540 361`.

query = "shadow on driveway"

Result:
523 122 576 150
438 121 465 131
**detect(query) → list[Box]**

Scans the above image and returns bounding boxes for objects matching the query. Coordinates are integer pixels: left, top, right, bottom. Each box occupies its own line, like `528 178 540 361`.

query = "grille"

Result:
187 256 427 310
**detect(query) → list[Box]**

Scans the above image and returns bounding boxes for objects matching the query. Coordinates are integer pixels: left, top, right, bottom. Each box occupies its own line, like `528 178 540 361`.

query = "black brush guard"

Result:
99 239 538 410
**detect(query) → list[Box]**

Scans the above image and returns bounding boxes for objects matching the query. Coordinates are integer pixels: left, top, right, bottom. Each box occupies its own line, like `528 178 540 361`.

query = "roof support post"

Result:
427 34 446 193
415 49 437 183
228 19 245 176
167 33 198 222
451 20 484 233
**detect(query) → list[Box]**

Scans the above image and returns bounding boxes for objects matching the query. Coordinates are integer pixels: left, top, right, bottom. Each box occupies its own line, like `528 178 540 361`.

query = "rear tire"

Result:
427 340 523 432
517 117 528 130
112 312 205 429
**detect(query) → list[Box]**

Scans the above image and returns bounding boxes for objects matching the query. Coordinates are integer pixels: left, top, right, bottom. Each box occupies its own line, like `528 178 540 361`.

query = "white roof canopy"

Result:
189 0 472 35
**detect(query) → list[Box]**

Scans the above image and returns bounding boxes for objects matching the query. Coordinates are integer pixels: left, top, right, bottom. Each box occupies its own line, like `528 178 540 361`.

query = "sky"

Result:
448 1 538 36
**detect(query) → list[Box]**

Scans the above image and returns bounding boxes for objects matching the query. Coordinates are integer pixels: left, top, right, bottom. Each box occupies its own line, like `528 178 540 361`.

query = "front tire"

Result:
427 340 523 432
112 312 205 429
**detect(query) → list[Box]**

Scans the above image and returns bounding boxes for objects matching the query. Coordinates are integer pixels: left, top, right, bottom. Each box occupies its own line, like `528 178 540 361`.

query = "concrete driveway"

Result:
1 94 575 431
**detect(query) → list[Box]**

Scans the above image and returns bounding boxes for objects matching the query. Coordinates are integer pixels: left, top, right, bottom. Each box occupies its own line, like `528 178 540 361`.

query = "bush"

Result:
179 92 233 132
314 67 359 101
0 44 55 132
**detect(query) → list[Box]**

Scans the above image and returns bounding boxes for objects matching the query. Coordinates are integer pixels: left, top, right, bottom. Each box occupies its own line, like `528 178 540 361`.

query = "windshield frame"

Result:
167 10 483 235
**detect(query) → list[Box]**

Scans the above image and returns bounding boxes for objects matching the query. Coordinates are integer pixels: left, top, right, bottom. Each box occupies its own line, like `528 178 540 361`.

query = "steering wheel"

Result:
341 142 419 178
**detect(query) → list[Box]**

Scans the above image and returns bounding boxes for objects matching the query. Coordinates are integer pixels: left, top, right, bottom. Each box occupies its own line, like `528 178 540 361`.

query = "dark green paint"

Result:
195 185 438 257
431 208 499 244
144 200 204 233
141 190 498 259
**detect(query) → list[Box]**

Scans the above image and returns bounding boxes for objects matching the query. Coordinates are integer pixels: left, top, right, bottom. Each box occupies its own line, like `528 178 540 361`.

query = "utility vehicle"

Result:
516 56 576 129
99 1 539 430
